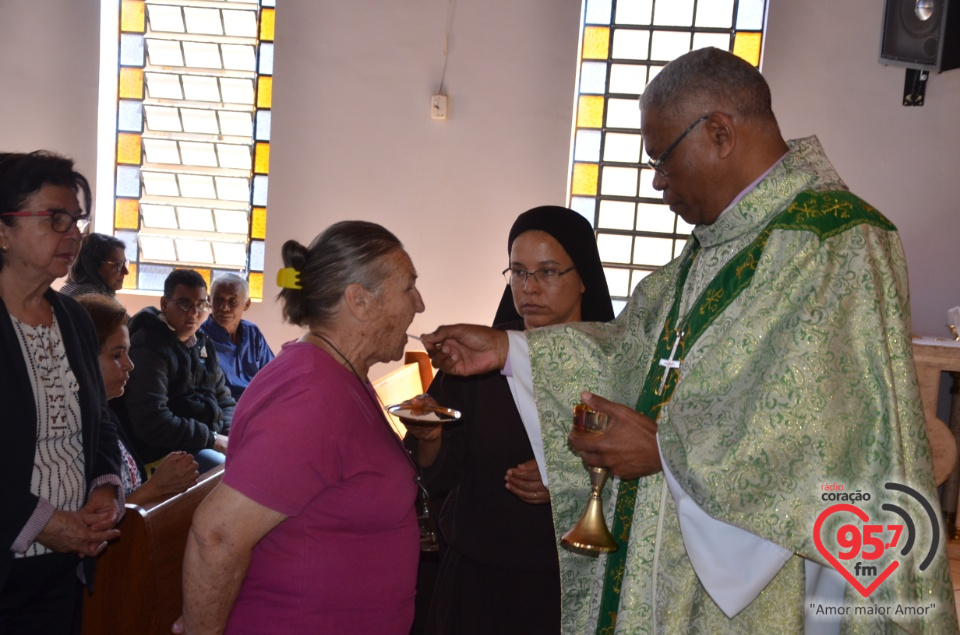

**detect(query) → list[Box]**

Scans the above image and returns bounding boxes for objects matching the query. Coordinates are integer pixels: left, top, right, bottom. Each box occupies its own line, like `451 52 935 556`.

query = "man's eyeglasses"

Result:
0 209 90 233
170 298 212 314
102 260 127 273
502 266 576 287
645 115 709 177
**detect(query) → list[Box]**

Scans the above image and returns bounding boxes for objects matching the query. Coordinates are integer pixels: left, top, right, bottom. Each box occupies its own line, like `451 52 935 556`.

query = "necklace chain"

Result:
307 331 425 483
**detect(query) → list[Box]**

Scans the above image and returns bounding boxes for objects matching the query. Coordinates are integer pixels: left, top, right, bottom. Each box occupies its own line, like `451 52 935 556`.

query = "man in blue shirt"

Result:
200 274 275 401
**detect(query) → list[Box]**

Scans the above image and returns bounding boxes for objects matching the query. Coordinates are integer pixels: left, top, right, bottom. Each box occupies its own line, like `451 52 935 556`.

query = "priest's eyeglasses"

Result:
646 115 709 177
502 266 576 287
0 209 90 233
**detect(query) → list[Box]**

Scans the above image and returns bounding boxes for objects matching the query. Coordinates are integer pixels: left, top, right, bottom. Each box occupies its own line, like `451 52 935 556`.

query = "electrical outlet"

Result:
431 94 448 120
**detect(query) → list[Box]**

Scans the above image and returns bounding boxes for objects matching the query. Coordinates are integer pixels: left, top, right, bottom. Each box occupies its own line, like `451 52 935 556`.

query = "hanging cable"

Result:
436 0 456 94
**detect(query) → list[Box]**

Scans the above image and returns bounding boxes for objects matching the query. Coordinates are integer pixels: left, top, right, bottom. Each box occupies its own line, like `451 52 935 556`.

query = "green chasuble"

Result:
529 137 958 634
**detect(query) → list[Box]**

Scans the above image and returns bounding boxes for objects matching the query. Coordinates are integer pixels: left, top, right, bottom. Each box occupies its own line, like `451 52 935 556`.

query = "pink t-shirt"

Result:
222 341 419 634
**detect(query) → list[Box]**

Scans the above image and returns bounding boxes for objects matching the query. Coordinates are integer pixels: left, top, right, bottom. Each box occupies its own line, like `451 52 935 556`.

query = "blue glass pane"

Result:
574 129 602 162
120 34 145 67
258 43 274 75
250 240 265 272
138 263 174 292
116 166 141 198
579 61 608 94
118 100 144 132
612 299 626 315
736 0 765 30
252 175 268 205
255 110 271 141
116 230 139 261
261 0 275 7
585 0 612 25
570 197 597 224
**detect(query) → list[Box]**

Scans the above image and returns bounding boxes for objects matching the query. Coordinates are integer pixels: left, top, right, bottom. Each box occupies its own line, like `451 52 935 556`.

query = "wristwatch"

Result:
210 430 218 449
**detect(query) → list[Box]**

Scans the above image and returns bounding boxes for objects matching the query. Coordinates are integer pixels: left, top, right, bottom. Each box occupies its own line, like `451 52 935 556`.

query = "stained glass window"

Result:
99 0 276 300
569 0 767 312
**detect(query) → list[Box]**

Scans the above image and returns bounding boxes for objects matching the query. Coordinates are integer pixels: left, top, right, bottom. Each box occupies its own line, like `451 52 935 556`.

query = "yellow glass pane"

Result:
576 95 605 129
114 199 140 230
257 76 273 109
121 0 146 33
117 133 142 165
249 272 263 301
260 9 275 42
733 32 762 67
571 163 599 196
582 26 610 60
251 207 267 239
122 263 138 289
119 68 144 99
195 269 212 288
254 143 270 174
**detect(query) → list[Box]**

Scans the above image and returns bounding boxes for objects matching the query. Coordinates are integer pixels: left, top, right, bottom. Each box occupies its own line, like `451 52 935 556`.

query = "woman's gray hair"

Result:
278 220 403 328
641 47 776 125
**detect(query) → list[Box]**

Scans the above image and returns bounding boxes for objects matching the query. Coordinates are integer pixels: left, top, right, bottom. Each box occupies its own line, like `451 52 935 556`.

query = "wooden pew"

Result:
82 465 224 635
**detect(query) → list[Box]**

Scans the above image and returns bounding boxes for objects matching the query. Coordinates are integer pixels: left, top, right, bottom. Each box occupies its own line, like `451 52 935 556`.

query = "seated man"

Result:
114 269 234 473
199 273 274 401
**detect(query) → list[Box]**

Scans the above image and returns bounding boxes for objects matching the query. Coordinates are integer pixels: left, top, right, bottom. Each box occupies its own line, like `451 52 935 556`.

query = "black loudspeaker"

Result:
880 0 960 72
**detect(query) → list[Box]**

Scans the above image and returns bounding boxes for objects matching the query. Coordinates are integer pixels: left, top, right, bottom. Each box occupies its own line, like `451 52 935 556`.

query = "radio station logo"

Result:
813 481 939 598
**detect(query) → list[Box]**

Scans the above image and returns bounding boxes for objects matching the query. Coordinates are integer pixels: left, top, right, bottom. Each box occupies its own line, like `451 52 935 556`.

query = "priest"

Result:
421 47 958 634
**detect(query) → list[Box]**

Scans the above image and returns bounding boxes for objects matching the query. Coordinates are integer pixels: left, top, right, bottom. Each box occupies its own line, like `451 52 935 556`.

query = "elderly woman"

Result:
404 206 614 635
76 294 199 506
0 151 122 633
178 221 425 634
60 232 129 298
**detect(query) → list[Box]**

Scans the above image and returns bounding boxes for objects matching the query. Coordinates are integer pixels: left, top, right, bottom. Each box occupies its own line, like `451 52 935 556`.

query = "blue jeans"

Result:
191 448 226 473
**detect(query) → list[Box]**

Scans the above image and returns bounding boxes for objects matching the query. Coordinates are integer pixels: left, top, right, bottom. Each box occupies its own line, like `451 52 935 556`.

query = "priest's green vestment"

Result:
528 137 958 634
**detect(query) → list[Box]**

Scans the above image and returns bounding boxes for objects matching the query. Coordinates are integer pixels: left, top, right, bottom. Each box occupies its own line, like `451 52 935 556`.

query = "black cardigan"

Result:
0 289 121 587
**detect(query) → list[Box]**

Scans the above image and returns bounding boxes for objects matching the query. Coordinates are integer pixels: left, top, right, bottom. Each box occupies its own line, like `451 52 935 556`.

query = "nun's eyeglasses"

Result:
502 266 576 287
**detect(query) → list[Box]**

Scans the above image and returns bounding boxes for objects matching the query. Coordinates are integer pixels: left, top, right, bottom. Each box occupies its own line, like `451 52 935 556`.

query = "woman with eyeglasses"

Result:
60 232 129 299
0 151 123 634
403 206 614 635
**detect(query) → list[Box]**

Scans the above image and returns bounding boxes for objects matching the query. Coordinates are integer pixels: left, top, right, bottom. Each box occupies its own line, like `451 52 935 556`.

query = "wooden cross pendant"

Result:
657 330 684 395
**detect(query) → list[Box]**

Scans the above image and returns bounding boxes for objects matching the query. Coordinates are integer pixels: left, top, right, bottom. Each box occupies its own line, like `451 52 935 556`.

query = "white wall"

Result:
2 0 958 381
258 0 584 354
764 0 960 337
0 0 100 191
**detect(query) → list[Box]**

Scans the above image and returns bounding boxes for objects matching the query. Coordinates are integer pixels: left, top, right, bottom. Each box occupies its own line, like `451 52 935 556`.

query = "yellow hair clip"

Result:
276 267 302 290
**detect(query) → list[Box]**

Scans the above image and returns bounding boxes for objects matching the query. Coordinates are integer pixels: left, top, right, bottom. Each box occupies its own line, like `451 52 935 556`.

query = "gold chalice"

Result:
561 403 618 553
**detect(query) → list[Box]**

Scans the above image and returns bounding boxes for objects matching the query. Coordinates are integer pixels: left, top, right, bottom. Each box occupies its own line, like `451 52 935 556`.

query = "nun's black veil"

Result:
492 206 614 326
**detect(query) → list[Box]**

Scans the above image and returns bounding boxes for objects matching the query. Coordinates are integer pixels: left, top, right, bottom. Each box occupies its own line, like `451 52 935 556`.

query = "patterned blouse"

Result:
10 313 86 557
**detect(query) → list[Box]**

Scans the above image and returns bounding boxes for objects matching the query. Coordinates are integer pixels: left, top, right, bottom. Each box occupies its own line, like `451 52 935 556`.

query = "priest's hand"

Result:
568 391 661 480
420 325 508 376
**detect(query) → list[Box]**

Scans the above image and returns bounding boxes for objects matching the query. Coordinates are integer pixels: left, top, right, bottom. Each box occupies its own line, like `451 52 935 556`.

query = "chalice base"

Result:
561 493 618 554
